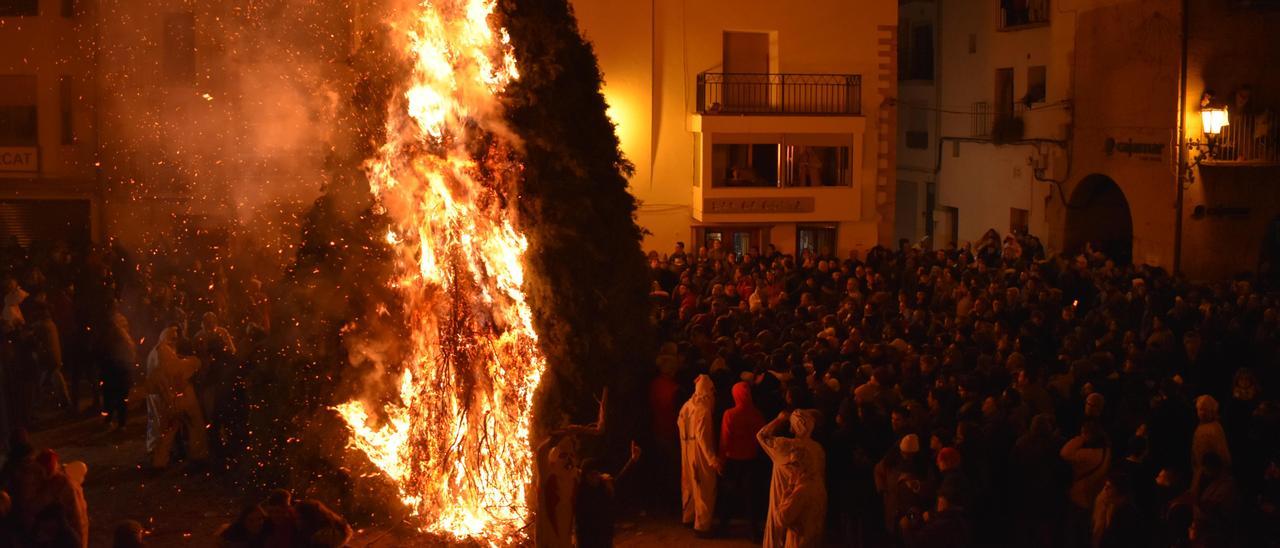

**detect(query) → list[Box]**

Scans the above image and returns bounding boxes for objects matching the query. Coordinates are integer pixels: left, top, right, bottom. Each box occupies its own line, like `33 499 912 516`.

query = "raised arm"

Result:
560 388 608 437
616 441 641 481
1059 434 1084 462
756 411 790 461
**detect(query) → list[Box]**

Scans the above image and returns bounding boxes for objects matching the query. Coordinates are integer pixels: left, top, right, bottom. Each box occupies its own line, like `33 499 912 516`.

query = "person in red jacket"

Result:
649 352 681 511
718 381 767 537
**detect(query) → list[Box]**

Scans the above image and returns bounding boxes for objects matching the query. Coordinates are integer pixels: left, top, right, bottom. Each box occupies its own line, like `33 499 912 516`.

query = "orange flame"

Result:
334 0 542 543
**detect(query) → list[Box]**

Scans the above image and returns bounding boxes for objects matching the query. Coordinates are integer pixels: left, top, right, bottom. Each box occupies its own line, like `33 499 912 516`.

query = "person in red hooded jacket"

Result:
718 381 767 536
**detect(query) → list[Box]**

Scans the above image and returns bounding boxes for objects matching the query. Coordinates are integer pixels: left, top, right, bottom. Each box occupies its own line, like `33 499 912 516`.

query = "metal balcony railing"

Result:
696 73 861 116
1206 111 1279 165
971 101 992 137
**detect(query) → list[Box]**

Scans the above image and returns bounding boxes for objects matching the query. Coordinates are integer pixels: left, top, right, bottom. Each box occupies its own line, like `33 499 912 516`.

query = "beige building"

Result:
573 0 899 258
0 0 100 246
907 0 1280 279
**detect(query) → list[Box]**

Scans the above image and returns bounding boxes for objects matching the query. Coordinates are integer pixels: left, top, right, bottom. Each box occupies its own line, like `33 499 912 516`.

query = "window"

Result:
701 226 764 257
163 12 197 84
60 77 75 145
906 106 929 149
1000 0 1050 29
0 76 38 146
712 143 780 187
897 20 910 75
0 0 38 16
785 145 851 186
1025 66 1046 105
712 137 852 188
1011 208 1030 234
994 69 1023 141
906 132 929 149
899 22 934 81
797 225 837 257
995 68 1015 121
909 25 934 81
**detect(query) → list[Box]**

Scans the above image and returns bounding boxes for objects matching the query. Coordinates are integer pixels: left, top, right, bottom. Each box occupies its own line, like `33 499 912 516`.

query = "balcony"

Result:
1000 0 1050 30
696 73 862 116
1203 111 1279 166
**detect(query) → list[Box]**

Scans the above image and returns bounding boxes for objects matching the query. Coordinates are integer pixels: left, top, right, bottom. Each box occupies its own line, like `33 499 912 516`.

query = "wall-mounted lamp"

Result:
1186 106 1229 176
1201 106 1229 136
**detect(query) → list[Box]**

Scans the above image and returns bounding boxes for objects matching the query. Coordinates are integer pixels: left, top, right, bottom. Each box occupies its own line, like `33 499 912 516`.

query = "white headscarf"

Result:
789 409 818 440
691 374 715 408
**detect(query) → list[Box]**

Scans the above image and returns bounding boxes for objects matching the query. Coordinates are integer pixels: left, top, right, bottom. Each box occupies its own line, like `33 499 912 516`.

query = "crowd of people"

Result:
648 230 1280 547
0 431 89 548
6 224 1280 547
0 236 340 547
0 236 269 468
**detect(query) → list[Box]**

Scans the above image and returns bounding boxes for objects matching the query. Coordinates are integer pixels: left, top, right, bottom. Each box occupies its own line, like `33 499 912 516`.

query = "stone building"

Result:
898 0 1280 279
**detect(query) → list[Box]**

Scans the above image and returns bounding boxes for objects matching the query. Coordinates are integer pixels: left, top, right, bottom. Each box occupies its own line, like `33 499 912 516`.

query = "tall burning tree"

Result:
329 0 651 544
332 0 541 541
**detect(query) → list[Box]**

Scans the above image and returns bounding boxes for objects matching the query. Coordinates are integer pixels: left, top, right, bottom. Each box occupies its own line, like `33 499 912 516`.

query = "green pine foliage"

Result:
498 0 656 440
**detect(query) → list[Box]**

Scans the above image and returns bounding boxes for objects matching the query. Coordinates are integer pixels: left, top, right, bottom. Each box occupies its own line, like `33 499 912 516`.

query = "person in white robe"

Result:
146 326 208 468
758 409 826 548
677 374 720 534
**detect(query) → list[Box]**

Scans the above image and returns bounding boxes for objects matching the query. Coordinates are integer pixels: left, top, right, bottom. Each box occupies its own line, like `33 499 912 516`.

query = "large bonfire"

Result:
332 0 544 542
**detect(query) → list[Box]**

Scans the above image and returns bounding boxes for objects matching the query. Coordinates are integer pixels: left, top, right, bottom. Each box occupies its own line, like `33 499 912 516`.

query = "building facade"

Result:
911 0 1070 253
904 0 1280 279
573 0 899 258
895 0 940 247
0 0 100 247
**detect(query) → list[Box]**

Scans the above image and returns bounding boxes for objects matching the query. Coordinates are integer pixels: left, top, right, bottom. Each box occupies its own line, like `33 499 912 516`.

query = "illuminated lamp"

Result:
1201 107 1229 136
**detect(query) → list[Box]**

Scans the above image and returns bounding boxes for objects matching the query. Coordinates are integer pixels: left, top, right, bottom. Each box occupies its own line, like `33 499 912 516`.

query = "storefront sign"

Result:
1192 205 1250 219
0 147 38 172
704 197 816 214
1105 138 1164 160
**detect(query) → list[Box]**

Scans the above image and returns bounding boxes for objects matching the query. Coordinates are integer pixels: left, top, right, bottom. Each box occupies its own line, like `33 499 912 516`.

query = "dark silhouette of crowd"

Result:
0 235 346 547
647 230 1280 548
0 235 270 467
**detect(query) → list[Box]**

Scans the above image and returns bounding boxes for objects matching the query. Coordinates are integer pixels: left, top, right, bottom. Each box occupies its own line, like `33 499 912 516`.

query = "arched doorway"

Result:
1064 174 1133 264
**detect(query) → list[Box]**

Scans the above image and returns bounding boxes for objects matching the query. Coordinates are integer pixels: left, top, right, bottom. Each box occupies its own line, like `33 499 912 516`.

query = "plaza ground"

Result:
28 399 753 548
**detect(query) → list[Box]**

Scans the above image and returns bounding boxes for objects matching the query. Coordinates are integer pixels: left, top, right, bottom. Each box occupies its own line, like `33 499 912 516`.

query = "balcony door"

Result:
995 68 1015 122
723 31 771 111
